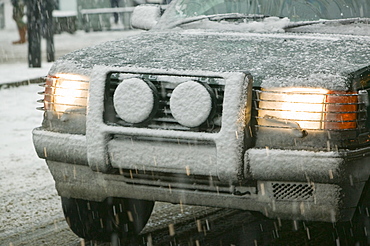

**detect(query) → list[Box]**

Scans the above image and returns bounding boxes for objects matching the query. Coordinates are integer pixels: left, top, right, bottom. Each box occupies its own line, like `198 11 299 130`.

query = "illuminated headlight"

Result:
256 87 364 130
43 74 89 114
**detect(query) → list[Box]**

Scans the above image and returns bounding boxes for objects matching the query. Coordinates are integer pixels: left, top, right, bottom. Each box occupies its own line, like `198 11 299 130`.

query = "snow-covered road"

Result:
0 84 68 242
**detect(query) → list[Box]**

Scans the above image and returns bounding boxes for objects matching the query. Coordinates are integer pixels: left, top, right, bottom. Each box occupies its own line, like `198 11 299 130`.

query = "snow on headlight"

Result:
170 81 214 128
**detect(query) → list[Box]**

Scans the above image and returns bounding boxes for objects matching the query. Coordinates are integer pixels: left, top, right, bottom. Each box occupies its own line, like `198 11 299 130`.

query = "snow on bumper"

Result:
245 147 370 183
46 160 345 222
32 127 370 222
33 128 88 165
33 126 368 185
245 148 344 183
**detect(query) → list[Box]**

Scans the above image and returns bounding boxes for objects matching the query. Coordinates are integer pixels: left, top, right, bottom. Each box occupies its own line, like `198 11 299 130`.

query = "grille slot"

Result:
117 168 233 194
105 73 225 132
271 182 314 201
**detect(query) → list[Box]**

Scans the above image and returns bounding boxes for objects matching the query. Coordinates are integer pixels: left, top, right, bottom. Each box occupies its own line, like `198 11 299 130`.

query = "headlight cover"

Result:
170 81 214 128
43 73 89 114
113 78 158 124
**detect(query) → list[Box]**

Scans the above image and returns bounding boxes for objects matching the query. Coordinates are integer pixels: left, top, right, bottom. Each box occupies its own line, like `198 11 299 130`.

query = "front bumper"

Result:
33 128 370 222
44 159 345 223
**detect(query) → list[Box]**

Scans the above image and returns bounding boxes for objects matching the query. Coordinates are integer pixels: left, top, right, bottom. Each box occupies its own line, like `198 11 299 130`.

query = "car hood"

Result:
51 29 370 90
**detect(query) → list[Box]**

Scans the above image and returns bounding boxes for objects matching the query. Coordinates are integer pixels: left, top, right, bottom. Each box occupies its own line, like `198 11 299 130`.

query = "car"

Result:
33 0 370 244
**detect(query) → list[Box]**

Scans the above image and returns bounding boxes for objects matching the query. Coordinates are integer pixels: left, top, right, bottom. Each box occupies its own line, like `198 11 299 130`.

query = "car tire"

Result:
61 197 154 242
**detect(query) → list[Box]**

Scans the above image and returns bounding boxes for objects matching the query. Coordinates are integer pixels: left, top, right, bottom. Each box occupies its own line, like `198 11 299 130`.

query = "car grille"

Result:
104 72 225 133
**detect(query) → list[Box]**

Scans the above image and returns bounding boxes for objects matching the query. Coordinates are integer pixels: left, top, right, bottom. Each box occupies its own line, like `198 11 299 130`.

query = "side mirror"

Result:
131 5 162 30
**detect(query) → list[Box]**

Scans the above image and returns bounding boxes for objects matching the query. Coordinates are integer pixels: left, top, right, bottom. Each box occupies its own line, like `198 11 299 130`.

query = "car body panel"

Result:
50 29 370 89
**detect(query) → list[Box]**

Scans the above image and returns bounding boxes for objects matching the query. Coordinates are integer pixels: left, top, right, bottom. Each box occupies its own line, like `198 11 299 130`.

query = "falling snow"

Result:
1 0 370 243
0 85 62 236
50 27 370 90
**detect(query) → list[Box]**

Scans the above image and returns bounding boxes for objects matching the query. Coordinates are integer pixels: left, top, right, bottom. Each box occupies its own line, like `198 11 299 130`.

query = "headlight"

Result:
43 74 89 114
255 87 365 130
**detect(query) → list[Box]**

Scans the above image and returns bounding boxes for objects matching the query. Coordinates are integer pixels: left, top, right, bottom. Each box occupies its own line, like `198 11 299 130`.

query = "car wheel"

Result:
61 197 154 242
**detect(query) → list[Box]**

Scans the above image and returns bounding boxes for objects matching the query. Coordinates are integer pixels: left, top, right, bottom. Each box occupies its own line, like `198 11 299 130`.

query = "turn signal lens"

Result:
325 91 358 130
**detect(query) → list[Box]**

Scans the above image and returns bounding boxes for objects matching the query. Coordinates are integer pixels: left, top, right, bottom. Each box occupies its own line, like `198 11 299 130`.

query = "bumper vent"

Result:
105 73 225 133
271 182 314 201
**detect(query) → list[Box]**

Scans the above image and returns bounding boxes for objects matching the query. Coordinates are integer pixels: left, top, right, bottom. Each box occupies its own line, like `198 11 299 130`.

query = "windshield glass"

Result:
157 0 369 28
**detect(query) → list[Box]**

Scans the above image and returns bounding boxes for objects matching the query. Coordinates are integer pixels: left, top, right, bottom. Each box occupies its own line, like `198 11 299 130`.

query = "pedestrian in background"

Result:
110 0 121 24
11 0 27 44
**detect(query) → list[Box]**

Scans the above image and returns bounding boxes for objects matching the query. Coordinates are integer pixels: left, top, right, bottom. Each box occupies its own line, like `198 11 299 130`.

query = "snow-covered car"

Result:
33 0 370 243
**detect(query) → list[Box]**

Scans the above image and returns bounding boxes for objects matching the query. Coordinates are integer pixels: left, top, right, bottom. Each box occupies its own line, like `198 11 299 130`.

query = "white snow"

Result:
114 78 155 123
260 72 349 90
0 0 142 237
131 4 161 30
0 0 368 238
170 81 213 127
245 148 343 182
0 63 53 84
0 26 142 84
0 0 142 85
53 10 78 18
288 22 370 36
0 84 62 235
181 16 291 33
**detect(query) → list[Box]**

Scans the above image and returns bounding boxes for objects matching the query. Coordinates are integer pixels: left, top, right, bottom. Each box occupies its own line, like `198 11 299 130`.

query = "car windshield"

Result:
156 0 369 29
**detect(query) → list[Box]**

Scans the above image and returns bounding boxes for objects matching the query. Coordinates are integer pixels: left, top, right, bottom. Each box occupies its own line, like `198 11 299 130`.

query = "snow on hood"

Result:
50 29 370 90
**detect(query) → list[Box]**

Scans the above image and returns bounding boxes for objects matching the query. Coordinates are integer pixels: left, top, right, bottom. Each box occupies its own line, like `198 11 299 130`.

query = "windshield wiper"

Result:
284 17 370 30
168 15 370 29
168 13 271 28
209 13 270 21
